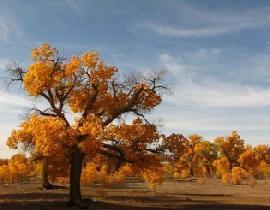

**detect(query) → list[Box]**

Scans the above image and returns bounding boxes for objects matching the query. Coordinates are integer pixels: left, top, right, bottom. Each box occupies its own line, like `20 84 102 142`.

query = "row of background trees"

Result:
1 131 270 188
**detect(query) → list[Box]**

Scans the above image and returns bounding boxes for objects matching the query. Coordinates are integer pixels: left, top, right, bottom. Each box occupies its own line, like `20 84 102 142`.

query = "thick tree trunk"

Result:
189 163 194 177
41 157 50 189
69 147 86 206
205 166 211 177
189 167 194 177
115 157 121 172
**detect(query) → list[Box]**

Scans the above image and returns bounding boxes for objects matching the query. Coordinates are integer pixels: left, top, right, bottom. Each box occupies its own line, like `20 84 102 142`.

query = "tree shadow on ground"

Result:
0 192 269 210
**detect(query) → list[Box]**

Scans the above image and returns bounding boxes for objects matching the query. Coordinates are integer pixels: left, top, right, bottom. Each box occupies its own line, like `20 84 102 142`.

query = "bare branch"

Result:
6 62 26 89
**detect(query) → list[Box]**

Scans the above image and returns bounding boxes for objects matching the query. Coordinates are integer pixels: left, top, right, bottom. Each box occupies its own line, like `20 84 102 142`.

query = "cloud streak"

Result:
145 23 255 37
141 4 270 37
0 9 21 42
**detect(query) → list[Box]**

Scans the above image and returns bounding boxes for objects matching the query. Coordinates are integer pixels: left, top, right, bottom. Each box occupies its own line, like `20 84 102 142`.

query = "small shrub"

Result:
173 172 181 179
231 167 249 185
249 176 256 187
180 169 190 179
222 173 232 185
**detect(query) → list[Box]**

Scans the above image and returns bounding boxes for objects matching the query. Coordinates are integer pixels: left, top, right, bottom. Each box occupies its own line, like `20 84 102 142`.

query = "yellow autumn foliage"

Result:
212 157 230 178
231 167 249 185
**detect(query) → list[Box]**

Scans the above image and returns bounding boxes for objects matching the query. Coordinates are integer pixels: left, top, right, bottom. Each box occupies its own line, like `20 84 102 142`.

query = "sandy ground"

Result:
0 178 270 210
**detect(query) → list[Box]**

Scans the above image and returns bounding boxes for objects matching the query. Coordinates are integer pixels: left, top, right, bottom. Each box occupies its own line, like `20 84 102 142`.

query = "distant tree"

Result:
214 131 245 168
0 154 33 186
162 133 188 162
254 145 270 164
175 134 203 177
8 154 32 183
0 164 9 186
193 140 217 177
212 156 230 178
239 148 259 176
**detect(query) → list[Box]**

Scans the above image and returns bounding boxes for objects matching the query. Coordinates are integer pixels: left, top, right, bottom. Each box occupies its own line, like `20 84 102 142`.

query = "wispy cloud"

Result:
63 0 83 17
145 23 248 37
159 53 192 77
239 53 270 81
0 17 11 41
0 9 21 41
140 4 270 37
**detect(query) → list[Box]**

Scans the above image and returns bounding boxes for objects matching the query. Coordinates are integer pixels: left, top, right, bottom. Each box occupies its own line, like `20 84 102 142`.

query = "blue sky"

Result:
0 0 270 158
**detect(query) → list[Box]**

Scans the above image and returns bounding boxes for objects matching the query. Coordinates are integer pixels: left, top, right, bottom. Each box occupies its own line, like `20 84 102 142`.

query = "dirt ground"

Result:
0 178 270 210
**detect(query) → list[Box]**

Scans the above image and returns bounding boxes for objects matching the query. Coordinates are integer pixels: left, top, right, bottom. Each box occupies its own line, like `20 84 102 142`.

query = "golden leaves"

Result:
78 114 103 137
32 43 57 60
78 114 103 155
7 115 74 158
144 93 161 109
239 149 259 170
221 167 249 185
231 167 249 184
81 51 99 68
0 154 33 185
142 168 163 191
258 161 270 178
81 161 133 185
212 157 230 178
24 61 55 95
65 56 80 76
24 43 163 121
194 141 211 154
214 131 245 167
107 118 158 146
221 173 232 185
7 129 33 149
91 62 117 82
68 88 91 113
0 164 10 185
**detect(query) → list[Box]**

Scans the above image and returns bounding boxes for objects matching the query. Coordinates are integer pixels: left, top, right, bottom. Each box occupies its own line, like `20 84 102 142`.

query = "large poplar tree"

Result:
6 43 167 206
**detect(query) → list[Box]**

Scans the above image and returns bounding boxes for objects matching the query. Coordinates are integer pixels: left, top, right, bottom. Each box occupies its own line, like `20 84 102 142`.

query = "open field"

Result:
0 178 270 210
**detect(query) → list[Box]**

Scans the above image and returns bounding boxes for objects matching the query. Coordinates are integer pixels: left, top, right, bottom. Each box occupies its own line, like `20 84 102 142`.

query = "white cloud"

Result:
168 81 270 108
159 54 190 77
0 123 17 158
152 100 270 145
160 53 270 108
0 143 17 159
159 110 270 136
0 91 29 108
0 92 36 158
